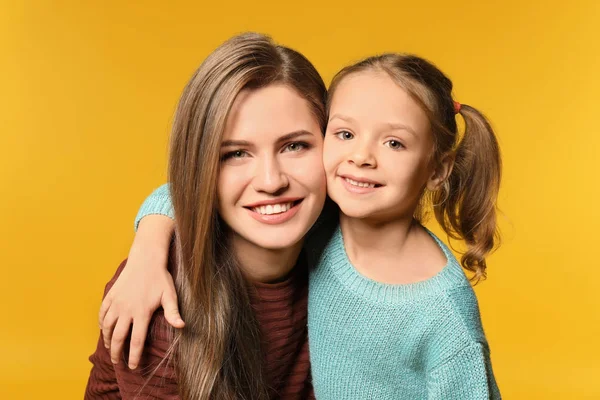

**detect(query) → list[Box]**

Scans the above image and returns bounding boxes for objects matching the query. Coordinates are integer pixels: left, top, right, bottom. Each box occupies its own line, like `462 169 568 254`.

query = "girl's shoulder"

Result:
440 285 487 338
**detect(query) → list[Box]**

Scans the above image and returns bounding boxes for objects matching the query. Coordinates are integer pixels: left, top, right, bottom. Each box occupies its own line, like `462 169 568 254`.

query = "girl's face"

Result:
323 70 439 222
217 83 327 251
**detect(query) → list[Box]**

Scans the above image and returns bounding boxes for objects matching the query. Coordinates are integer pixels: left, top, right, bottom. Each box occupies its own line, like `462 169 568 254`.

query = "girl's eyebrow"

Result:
328 113 356 124
382 122 417 137
329 114 417 137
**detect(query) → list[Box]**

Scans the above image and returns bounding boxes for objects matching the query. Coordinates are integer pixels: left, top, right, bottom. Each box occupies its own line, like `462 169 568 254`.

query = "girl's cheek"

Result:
322 138 344 171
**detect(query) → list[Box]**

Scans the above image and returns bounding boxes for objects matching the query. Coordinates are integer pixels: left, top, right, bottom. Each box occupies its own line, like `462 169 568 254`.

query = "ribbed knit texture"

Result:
252 262 313 399
134 183 173 230
307 226 500 399
86 258 314 399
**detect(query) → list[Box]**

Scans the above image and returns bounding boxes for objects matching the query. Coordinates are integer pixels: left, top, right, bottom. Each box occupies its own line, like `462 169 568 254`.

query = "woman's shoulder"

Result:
101 259 128 297
88 260 179 398
102 259 175 351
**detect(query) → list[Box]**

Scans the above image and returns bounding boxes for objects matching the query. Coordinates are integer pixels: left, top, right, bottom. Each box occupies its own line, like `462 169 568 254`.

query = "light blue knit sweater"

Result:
136 184 500 399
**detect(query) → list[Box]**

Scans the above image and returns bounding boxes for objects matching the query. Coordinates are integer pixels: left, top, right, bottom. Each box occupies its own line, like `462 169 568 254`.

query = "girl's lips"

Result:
245 199 303 225
339 176 382 194
338 174 383 186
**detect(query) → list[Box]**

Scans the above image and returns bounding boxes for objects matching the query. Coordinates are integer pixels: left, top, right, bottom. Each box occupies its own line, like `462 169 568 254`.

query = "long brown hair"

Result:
328 54 501 282
168 33 326 399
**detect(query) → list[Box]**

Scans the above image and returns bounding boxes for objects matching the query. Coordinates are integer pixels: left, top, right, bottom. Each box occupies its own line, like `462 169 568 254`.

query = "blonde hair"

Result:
168 32 326 399
328 54 501 282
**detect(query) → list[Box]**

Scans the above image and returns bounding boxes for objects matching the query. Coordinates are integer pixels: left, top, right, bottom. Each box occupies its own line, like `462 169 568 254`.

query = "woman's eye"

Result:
221 150 248 161
384 140 404 150
335 131 354 140
283 142 309 152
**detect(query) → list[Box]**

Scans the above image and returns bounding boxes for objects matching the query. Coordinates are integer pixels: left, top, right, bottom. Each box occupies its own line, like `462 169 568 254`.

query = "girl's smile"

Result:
338 174 384 194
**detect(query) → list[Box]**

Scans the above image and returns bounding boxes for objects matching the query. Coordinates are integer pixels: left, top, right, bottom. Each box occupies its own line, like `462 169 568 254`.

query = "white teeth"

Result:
345 178 375 188
252 202 293 215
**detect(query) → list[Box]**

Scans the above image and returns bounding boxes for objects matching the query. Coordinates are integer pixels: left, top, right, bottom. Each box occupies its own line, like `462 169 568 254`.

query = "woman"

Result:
86 32 328 399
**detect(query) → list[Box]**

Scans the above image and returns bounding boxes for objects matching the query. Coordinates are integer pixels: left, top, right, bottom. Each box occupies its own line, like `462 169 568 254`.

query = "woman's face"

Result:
217 83 327 251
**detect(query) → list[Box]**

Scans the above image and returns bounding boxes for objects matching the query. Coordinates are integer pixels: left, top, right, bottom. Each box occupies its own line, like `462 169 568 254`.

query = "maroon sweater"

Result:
85 258 314 399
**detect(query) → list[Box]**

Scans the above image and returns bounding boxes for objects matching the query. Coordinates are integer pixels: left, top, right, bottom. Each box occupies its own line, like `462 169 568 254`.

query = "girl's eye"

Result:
283 142 309 152
335 130 354 140
221 150 248 161
384 140 404 150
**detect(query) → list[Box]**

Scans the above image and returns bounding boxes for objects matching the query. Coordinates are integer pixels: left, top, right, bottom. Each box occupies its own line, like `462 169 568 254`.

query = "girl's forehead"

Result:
330 73 424 121
331 71 408 106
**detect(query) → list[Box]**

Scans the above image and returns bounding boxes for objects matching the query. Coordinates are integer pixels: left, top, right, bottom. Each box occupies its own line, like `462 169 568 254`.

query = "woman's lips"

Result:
244 199 304 225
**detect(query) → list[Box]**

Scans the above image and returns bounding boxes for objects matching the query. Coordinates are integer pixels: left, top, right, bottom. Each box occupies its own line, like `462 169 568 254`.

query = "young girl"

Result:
100 53 501 398
86 32 329 399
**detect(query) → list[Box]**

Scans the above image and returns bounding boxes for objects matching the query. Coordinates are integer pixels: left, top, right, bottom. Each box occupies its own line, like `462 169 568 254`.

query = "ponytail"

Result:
433 105 501 281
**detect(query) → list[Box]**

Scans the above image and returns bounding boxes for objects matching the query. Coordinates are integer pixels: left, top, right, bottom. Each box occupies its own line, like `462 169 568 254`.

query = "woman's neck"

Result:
231 234 303 283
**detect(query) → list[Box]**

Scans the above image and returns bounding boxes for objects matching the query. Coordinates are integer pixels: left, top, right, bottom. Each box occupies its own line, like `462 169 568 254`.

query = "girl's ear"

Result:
427 153 454 191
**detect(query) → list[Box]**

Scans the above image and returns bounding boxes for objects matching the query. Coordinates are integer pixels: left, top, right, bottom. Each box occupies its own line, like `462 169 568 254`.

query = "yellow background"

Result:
2 0 598 398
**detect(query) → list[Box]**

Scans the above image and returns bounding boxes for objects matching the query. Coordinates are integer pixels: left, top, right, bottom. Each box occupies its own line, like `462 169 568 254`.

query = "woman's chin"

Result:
250 235 304 251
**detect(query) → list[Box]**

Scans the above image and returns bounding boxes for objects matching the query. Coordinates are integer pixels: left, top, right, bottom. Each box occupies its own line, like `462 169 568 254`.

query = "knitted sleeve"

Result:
426 342 501 400
134 183 174 231
85 260 180 399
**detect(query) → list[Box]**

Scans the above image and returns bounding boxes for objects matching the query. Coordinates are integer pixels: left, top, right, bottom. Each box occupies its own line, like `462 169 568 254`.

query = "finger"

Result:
101 310 119 349
162 289 185 328
110 317 132 364
98 295 112 329
127 315 150 369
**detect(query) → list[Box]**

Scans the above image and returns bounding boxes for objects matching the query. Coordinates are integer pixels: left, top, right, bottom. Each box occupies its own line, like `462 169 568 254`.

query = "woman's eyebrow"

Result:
276 130 315 143
221 140 252 148
221 131 313 148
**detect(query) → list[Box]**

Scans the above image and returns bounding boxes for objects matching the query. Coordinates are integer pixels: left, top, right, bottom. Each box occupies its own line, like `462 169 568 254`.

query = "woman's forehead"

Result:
223 84 320 142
